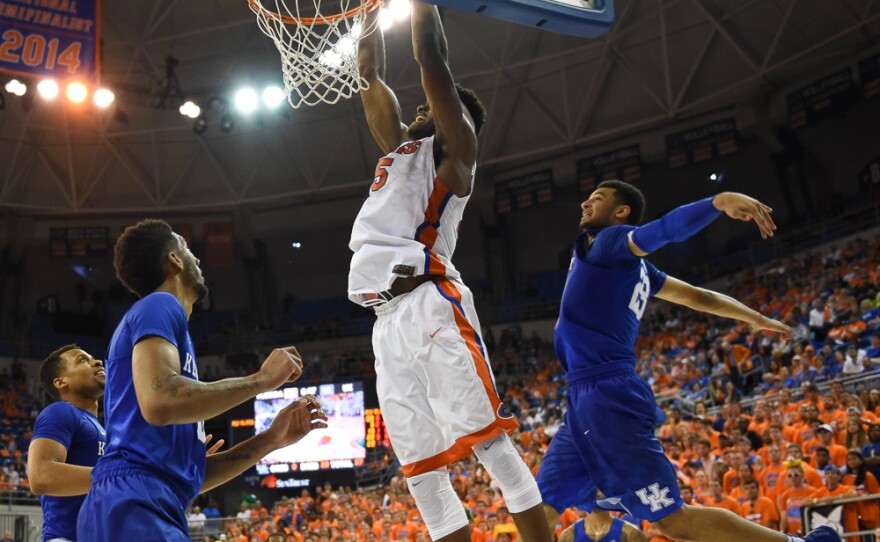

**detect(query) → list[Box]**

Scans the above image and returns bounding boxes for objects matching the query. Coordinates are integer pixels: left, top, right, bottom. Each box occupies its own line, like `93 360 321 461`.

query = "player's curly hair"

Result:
456 84 487 136
597 180 645 225
114 219 178 298
39 344 79 400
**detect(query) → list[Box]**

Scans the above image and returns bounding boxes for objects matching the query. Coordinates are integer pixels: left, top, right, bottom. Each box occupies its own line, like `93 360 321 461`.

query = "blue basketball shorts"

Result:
76 461 191 541
536 361 683 522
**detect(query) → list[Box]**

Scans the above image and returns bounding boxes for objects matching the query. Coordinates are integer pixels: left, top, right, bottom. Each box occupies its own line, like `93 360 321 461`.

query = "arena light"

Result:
5 79 27 97
37 79 59 100
93 88 115 108
388 0 411 21
233 88 258 114
379 8 394 31
66 82 88 103
263 86 285 108
179 100 201 119
220 113 235 133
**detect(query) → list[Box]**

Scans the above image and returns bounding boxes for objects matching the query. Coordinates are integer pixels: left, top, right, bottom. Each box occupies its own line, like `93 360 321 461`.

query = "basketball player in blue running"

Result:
29 345 106 542
537 181 840 542
76 219 328 541
559 510 645 542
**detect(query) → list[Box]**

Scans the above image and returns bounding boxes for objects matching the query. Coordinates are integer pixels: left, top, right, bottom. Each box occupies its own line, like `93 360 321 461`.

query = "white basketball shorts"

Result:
372 277 518 477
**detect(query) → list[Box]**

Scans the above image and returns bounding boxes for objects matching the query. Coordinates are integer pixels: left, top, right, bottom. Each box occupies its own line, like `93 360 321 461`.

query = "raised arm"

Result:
27 438 92 496
358 9 408 154
132 339 301 426
627 192 777 257
412 2 477 197
655 276 791 339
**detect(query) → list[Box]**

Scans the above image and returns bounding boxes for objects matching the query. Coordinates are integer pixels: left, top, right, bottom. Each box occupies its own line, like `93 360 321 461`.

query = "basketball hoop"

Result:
248 0 382 108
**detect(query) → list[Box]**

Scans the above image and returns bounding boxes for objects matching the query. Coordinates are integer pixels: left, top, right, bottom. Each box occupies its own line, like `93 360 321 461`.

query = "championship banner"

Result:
666 118 738 170
787 68 857 130
859 52 880 100
0 0 101 82
577 145 641 193
495 168 554 214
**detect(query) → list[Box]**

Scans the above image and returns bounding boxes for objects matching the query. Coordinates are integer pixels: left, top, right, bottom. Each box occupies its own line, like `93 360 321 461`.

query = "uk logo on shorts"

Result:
636 483 675 512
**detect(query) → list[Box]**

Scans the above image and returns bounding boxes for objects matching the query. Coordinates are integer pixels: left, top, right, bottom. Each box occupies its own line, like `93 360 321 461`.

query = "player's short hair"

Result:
114 219 178 298
596 180 645 225
455 84 487 136
39 344 79 400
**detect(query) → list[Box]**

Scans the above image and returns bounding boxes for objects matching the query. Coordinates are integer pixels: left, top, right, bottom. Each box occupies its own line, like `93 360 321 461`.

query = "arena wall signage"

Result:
0 0 101 82
665 117 738 170
576 144 641 193
787 67 857 130
858 52 880 100
495 168 554 214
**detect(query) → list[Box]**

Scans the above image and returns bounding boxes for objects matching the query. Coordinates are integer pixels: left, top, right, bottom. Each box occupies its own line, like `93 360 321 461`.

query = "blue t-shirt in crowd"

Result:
101 292 206 499
862 441 880 482
555 226 667 372
32 402 105 541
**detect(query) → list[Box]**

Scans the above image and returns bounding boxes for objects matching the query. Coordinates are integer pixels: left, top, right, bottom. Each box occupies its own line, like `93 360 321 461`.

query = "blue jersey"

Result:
32 402 105 542
555 226 667 372
572 517 625 542
102 292 206 499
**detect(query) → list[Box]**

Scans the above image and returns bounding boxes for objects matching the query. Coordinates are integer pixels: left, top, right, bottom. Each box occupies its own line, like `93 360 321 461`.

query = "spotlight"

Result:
179 100 201 119
263 86 285 108
37 79 59 100
4 79 26 96
220 113 235 133
388 0 411 20
336 36 356 58
66 82 88 103
379 8 394 31
193 115 209 135
319 49 343 68
93 88 115 108
291 242 302 249
233 88 258 114
707 172 725 183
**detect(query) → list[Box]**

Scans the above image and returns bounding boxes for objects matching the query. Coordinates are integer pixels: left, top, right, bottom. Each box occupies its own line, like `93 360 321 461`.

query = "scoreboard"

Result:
365 408 389 449
787 68 858 129
495 169 554 214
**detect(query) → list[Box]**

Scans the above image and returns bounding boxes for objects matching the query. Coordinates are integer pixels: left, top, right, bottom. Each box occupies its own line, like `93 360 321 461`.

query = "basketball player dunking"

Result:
349 3 551 542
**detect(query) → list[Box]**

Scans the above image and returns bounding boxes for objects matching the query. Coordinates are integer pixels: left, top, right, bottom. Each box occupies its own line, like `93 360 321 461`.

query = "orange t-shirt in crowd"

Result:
555 508 579 537
758 464 787 501
722 470 741 495
778 486 815 535
739 496 779 529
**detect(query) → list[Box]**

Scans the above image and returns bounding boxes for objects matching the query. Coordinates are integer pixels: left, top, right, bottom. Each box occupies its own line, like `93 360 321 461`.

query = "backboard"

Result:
422 0 615 38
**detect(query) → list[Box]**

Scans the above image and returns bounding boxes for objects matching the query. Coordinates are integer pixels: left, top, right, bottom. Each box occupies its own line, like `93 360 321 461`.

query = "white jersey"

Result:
348 136 470 306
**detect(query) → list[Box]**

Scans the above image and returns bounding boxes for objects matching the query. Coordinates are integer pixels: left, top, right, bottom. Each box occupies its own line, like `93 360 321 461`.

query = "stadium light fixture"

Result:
263 86 285 108
388 0 411 20
5 79 27 97
179 100 201 119
193 115 209 135
93 88 115 108
37 79 59 100
66 82 88 103
234 88 258 114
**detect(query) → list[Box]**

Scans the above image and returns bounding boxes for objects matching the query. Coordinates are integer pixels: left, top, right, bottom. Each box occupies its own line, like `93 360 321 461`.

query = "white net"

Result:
248 0 381 108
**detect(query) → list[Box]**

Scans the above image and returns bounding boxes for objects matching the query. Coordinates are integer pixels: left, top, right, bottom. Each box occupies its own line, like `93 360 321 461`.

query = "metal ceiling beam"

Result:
101 137 162 207
161 147 203 206
194 137 243 200
689 0 764 76
673 29 716 111
76 155 115 209
36 148 76 209
659 0 672 109
762 0 798 71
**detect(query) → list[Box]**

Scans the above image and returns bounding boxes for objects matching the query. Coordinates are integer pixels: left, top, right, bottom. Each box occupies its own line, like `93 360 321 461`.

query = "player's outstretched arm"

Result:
412 1 477 197
201 395 327 493
358 8 408 154
27 438 93 496
627 192 776 257
655 276 792 339
132 339 303 426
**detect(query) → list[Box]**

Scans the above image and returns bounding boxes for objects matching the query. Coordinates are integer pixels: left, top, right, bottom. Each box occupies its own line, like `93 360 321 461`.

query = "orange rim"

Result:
248 0 382 26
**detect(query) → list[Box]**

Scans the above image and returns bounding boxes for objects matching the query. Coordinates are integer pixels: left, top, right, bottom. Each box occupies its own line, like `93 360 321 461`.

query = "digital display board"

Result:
254 382 365 475
49 227 109 257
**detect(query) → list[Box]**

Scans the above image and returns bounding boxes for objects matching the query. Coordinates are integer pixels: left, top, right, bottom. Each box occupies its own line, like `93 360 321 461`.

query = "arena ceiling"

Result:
0 0 878 214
